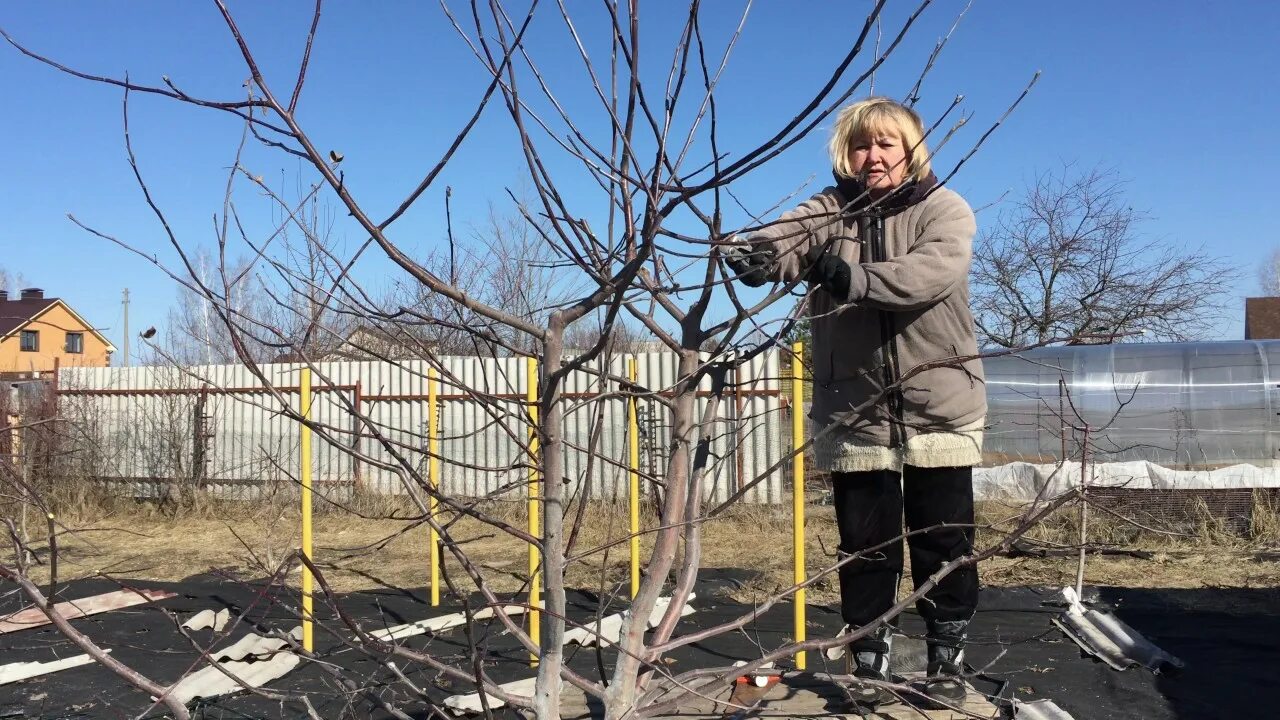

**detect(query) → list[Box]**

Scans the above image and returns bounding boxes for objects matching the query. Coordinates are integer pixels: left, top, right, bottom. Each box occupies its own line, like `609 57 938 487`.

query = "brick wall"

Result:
1245 297 1280 339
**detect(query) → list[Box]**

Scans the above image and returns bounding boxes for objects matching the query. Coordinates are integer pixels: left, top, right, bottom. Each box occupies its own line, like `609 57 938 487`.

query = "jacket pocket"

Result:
901 366 971 426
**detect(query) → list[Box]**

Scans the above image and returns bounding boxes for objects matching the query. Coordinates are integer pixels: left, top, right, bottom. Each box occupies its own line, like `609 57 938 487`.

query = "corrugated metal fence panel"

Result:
739 349 784 504
436 355 526 500
199 363 308 501
58 350 787 504
636 351 672 500
559 354 626 502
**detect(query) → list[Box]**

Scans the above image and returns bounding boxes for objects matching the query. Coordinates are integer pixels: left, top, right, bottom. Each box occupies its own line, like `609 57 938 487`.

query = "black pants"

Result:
832 465 978 629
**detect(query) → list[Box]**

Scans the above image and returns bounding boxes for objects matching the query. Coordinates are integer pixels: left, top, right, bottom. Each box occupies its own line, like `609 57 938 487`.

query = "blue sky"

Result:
2 1 1277 357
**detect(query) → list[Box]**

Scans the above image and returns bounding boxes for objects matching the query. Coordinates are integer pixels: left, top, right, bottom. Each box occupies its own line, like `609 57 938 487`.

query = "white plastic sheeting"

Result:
369 604 527 641
0 652 101 686
561 594 697 647
165 627 302 704
181 608 231 632
444 676 537 714
1053 587 1184 674
973 460 1280 502
0 588 176 634
1014 699 1077 720
58 351 786 504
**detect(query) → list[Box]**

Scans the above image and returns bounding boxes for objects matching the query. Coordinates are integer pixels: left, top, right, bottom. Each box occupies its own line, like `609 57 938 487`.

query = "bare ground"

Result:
10 492 1280 604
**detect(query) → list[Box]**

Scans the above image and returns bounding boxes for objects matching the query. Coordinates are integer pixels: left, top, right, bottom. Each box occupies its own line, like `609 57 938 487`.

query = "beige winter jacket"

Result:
752 174 986 472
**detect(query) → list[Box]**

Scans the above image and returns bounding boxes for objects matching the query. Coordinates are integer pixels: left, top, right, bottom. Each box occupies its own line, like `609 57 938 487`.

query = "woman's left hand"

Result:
804 245 853 301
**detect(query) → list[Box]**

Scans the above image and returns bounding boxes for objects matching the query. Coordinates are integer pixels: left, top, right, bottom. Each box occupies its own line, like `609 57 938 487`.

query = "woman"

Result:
727 96 985 708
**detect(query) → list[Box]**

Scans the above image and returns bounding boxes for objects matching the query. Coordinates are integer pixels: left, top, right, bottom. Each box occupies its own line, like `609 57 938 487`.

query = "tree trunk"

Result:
604 347 700 719
532 315 568 720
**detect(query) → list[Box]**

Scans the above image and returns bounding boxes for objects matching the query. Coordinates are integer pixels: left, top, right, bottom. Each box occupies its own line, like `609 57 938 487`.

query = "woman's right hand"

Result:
723 241 775 287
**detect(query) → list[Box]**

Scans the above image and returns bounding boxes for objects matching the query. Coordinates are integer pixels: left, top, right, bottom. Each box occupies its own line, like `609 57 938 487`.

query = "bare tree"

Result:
0 266 30 294
261 190 356 358
972 165 1235 347
160 190 356 365
162 246 275 365
456 200 571 354
377 249 494 356
1259 247 1280 295
379 199 569 357
564 315 649 355
0 3 1060 719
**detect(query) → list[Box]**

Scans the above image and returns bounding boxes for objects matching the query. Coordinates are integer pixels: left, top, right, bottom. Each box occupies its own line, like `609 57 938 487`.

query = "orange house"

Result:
0 289 115 375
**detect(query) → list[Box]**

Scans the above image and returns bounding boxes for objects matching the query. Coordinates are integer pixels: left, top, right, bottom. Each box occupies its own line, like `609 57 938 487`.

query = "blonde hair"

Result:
828 97 932 181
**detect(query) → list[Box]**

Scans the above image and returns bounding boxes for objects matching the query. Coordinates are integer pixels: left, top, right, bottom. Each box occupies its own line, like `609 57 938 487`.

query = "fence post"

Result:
791 342 806 670
526 356 541 666
628 357 641 598
428 367 441 607
300 367 314 653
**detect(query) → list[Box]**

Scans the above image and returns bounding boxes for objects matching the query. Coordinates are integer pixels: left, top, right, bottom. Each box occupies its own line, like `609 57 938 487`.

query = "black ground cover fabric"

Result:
1 571 1275 719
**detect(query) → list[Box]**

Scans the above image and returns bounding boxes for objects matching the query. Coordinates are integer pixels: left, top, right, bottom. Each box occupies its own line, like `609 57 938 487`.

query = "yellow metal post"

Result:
627 357 641 598
428 367 441 607
791 342 806 670
526 356 541 666
300 367 314 653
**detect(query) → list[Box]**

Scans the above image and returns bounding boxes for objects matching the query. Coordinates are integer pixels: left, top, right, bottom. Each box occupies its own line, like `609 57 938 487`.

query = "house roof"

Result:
0 297 117 352
0 298 57 337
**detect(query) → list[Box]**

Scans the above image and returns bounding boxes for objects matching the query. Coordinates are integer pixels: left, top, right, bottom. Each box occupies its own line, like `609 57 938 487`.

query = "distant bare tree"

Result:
162 247 274 365
384 200 567 357
466 201 570 354
161 191 355 365
563 316 649 355
262 190 356 357
1259 247 1280 295
972 165 1235 347
0 266 30 294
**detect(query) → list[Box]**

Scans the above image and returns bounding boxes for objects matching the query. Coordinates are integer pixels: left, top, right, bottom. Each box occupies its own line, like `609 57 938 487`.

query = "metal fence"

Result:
55 350 788 504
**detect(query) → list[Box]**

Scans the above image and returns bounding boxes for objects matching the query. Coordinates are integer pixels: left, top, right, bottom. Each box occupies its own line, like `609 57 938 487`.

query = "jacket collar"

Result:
833 169 938 218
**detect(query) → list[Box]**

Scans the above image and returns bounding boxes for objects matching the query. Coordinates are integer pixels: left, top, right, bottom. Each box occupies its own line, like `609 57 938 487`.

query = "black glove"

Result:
804 245 853 301
724 242 774 287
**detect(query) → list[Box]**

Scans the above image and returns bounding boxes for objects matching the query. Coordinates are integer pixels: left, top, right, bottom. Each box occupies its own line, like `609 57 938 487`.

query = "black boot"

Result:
923 619 969 707
842 625 899 709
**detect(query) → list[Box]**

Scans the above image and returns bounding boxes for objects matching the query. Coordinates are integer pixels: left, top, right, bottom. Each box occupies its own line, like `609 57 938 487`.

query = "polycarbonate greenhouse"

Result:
983 340 1280 468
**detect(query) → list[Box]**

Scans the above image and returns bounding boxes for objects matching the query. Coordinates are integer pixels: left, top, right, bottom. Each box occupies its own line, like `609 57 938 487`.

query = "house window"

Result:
65 332 84 354
20 330 39 352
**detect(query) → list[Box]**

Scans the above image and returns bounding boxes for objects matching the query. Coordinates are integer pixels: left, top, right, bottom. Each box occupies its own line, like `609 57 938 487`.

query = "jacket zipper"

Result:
867 215 905 448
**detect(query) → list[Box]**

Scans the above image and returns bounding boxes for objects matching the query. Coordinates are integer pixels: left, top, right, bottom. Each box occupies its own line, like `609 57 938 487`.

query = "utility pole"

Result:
122 288 130 367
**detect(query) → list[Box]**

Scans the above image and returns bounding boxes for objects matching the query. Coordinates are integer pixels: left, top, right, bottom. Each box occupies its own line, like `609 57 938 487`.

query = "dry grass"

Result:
7 486 1280 603
1249 491 1280 546
973 491 1280 592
